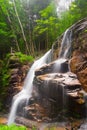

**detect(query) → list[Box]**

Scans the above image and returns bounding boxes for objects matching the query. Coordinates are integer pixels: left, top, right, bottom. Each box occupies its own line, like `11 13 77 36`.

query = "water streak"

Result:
8 10 73 125
59 29 72 59
8 50 52 125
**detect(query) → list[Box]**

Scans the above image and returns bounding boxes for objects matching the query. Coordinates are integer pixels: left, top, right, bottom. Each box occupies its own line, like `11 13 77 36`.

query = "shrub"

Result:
15 52 34 63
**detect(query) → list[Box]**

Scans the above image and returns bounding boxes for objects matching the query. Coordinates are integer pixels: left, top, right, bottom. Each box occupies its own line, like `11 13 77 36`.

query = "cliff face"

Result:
52 18 87 92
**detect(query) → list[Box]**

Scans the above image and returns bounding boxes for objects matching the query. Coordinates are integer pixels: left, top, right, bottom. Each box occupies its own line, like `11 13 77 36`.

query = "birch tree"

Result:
12 0 30 54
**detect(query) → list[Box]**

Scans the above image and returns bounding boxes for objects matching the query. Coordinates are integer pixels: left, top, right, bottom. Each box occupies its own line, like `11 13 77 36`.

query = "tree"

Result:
34 1 59 51
12 0 30 54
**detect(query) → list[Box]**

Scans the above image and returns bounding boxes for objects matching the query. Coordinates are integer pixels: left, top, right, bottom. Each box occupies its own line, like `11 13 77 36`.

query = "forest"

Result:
0 0 87 130
0 0 87 58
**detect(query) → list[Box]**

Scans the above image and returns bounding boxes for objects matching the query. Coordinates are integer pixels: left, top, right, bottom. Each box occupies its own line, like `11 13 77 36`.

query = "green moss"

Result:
11 52 34 64
0 52 34 111
6 52 34 64
0 124 27 130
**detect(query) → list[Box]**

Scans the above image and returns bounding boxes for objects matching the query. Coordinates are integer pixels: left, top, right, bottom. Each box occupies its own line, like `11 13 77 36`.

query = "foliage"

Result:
0 124 27 130
15 52 34 63
6 52 34 64
0 51 34 90
34 1 58 49
0 0 87 57
0 52 34 110
0 59 10 88
50 0 87 37
0 0 53 58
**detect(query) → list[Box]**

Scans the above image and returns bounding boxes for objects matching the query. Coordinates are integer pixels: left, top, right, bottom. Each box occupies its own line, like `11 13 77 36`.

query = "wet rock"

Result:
79 120 87 130
24 103 48 121
31 71 86 119
0 117 7 124
35 58 69 76
4 54 30 109
34 72 81 97
52 18 87 61
70 51 87 92
52 17 87 92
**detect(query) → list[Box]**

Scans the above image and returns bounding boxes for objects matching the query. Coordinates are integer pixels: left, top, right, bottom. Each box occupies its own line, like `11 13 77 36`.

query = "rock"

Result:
24 103 48 121
0 117 7 124
31 71 86 119
79 120 87 130
70 51 87 92
5 18 87 123
35 58 69 76
52 17 87 92
4 54 30 109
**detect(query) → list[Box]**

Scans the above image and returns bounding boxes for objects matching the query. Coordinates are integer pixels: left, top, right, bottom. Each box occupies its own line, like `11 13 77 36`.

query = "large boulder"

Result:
35 58 69 76
32 72 85 119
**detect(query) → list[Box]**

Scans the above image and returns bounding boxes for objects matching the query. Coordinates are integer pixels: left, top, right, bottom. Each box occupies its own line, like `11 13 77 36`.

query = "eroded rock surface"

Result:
52 18 87 92
70 51 87 92
31 72 85 120
4 53 30 109
35 58 69 76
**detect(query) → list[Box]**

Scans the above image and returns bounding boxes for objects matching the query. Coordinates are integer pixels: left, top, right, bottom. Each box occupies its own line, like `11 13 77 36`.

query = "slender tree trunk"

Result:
0 5 20 52
46 30 49 50
12 0 30 54
29 30 35 55
7 13 20 52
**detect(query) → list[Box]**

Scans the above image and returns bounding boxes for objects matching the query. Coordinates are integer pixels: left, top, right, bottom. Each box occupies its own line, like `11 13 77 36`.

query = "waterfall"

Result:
8 26 73 125
53 28 72 113
59 29 72 59
7 50 52 125
8 3 73 123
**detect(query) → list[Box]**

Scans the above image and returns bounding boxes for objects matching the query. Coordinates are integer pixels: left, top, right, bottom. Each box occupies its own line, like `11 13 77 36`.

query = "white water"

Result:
8 25 73 125
53 28 72 113
53 28 72 73
59 29 72 59
8 50 52 125
8 0 73 124
53 58 68 72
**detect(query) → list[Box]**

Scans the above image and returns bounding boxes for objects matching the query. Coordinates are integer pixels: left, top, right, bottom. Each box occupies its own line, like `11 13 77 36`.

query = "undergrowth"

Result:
0 124 27 130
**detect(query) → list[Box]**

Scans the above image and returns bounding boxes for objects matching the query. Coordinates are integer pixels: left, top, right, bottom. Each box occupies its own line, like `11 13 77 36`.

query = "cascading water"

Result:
7 50 52 125
8 0 73 124
54 28 72 71
59 29 72 59
53 28 73 112
8 24 73 125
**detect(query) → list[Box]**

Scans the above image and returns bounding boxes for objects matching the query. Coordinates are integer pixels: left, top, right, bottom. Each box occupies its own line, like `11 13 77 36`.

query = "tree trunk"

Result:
7 13 20 52
13 0 30 54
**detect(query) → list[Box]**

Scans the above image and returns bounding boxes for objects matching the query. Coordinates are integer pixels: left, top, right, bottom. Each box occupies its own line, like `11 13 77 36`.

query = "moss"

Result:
0 52 34 111
6 52 34 64
0 124 27 130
